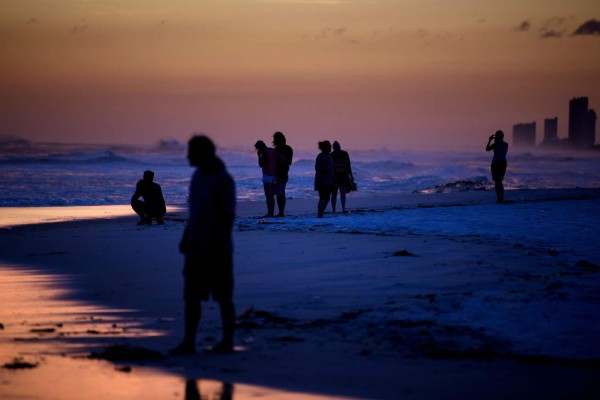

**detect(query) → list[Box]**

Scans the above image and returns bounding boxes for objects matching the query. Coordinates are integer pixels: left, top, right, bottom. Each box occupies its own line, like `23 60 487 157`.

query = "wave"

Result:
0 150 140 165
414 176 493 194
2 141 599 207
509 151 598 163
0 135 31 145
355 160 417 170
150 139 186 153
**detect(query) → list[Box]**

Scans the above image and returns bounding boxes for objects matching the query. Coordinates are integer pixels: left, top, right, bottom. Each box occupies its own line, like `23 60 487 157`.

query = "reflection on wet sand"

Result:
0 265 163 360
0 265 352 400
182 379 354 400
0 205 185 228
186 379 233 400
0 205 133 228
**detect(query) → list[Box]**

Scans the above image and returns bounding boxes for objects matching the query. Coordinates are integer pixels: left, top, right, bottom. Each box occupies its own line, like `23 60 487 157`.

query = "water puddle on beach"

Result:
0 266 351 400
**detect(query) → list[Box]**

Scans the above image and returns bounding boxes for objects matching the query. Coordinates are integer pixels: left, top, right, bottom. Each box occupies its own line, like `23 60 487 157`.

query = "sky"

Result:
1 0 599 151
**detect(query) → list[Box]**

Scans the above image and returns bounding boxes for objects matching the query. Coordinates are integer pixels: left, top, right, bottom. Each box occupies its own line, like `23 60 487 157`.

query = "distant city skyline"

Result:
1 1 599 150
513 96 597 149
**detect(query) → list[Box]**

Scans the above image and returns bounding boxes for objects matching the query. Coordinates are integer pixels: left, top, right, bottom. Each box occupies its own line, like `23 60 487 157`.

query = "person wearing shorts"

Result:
171 135 236 355
330 141 354 213
314 140 334 218
486 130 509 203
273 131 293 217
254 140 278 217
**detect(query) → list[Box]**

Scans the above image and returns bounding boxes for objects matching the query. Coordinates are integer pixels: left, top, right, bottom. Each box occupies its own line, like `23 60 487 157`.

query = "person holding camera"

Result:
254 140 278 217
486 130 509 203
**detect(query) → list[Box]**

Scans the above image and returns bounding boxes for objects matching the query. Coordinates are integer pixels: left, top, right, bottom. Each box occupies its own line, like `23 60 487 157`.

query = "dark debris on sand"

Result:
576 259 600 271
3 358 39 370
89 345 164 362
391 250 416 257
236 308 297 329
235 306 512 362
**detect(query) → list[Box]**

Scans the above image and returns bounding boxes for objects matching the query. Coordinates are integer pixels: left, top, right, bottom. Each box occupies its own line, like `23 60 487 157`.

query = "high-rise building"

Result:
513 122 536 147
585 109 597 147
543 117 558 143
569 97 597 148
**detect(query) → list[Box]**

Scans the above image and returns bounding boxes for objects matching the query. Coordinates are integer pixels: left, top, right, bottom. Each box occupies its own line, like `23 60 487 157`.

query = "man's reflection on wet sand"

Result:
186 379 233 400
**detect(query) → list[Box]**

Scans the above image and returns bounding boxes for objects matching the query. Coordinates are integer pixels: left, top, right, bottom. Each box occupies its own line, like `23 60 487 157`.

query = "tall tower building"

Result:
585 109 597 147
513 122 536 147
569 97 596 148
544 117 558 143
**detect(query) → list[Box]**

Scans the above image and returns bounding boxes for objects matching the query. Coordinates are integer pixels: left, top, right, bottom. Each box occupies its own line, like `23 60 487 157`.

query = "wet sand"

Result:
1 189 600 399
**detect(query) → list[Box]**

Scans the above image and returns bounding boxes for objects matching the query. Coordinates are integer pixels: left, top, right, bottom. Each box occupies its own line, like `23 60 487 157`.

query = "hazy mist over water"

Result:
1 138 599 207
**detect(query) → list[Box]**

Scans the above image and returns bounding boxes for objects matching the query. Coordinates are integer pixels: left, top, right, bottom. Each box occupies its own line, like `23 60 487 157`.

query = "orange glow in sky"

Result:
1 0 599 150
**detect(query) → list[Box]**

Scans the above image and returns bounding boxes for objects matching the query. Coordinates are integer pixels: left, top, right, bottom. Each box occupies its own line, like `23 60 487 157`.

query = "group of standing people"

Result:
255 134 355 219
314 140 355 217
254 132 294 218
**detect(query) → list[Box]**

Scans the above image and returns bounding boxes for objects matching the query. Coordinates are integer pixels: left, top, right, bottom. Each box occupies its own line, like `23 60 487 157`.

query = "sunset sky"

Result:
1 0 599 150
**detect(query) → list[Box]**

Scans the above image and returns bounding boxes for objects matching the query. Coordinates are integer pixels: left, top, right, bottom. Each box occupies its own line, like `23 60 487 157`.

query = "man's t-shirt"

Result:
185 162 235 257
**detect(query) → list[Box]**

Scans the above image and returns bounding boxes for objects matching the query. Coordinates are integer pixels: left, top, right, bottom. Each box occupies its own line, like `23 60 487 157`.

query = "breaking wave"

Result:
1 140 599 206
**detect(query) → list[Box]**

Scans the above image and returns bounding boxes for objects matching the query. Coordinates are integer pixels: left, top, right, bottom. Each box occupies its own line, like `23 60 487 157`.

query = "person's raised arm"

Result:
486 135 495 152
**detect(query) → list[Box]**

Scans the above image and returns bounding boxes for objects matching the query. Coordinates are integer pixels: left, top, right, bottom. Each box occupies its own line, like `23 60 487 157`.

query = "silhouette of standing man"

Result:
273 131 293 217
486 130 509 203
330 141 354 214
314 140 334 218
171 135 236 355
131 170 166 225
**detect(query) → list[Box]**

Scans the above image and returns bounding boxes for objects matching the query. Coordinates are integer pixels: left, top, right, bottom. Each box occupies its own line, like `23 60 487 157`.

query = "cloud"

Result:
311 26 359 44
27 17 38 24
544 17 566 28
316 27 345 38
332 27 346 36
540 29 563 39
515 20 531 32
262 0 346 3
537 17 567 38
416 29 428 38
70 24 89 34
572 19 600 36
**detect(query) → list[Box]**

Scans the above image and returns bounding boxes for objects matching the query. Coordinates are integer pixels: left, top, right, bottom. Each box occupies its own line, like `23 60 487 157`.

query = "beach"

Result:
1 189 600 399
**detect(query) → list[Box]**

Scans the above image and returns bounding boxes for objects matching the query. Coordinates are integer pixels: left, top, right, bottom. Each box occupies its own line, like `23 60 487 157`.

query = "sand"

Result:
1 189 600 399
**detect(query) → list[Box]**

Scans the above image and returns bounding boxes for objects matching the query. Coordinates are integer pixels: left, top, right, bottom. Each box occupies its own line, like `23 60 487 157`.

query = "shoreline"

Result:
1 187 599 228
1 188 600 399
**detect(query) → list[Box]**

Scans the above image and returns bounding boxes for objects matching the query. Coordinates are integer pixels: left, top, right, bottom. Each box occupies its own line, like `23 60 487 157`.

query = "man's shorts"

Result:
183 253 233 302
262 174 276 184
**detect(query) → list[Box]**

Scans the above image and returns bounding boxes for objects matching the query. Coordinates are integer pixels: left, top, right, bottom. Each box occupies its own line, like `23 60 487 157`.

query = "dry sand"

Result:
1 189 600 399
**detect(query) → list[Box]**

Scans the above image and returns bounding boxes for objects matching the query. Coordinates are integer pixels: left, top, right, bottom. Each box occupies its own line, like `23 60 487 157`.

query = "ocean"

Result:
1 138 600 207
